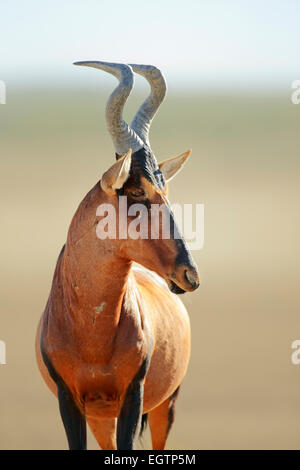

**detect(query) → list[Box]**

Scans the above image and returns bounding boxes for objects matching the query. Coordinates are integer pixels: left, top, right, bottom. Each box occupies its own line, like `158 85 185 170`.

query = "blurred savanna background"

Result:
0 0 300 450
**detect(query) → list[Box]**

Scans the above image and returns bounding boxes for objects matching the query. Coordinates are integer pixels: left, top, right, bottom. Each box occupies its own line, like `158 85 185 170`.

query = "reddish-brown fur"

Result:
36 154 199 449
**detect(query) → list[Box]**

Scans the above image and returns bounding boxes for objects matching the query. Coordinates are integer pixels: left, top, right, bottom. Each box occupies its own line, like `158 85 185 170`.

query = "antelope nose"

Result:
184 268 200 290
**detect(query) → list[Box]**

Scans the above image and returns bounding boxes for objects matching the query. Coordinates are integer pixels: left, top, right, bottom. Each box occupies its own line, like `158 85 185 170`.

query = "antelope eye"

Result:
129 188 146 198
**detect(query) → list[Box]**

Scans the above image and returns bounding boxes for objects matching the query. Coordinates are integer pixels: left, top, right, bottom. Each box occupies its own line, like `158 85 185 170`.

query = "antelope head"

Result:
74 61 199 294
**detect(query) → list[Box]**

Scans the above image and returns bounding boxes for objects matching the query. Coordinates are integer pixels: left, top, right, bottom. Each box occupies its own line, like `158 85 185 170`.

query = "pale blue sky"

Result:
1 0 299 89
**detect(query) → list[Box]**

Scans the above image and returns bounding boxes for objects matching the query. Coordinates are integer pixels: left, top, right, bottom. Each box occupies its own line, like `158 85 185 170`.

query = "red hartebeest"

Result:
36 61 199 450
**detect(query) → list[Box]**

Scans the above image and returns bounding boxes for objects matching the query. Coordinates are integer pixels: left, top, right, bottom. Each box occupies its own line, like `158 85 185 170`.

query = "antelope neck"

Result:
61 240 132 330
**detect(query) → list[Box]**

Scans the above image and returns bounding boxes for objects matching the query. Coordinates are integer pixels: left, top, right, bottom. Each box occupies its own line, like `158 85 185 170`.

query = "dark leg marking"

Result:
41 343 87 450
167 386 180 436
56 382 87 451
140 413 148 438
117 357 150 450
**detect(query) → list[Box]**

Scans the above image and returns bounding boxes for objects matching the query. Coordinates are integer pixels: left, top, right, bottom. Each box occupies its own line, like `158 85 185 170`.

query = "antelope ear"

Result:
101 149 132 194
158 150 192 183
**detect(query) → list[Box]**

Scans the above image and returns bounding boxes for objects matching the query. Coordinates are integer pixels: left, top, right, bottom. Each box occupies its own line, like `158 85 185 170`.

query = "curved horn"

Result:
74 61 144 155
129 64 167 146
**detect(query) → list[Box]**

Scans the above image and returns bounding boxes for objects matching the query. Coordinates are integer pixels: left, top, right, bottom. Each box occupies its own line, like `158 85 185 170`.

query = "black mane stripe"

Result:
130 147 165 190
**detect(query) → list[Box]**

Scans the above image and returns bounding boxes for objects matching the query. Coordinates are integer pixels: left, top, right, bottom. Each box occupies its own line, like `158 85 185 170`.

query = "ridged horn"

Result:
74 61 144 155
129 64 167 146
